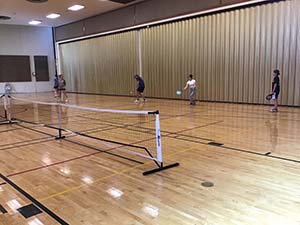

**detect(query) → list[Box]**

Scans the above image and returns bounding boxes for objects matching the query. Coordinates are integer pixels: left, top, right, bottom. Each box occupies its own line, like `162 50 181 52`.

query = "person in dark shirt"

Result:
134 74 146 103
271 69 280 112
53 74 59 97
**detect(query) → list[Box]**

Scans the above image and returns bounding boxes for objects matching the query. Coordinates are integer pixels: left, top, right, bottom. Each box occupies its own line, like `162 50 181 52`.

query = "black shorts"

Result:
137 87 145 93
274 91 280 99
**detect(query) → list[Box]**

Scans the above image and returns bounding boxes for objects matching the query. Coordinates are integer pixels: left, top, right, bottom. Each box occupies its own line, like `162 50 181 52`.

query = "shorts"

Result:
274 91 280 99
137 87 145 93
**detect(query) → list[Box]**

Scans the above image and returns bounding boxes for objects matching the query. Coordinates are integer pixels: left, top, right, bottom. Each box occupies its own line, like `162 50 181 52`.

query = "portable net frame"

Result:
1 94 179 175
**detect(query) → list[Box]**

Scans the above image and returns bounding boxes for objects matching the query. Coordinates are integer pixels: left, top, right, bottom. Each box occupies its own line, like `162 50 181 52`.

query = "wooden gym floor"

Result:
0 93 300 225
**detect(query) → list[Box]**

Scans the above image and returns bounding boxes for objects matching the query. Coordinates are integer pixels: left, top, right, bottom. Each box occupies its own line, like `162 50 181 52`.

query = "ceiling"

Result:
0 0 145 27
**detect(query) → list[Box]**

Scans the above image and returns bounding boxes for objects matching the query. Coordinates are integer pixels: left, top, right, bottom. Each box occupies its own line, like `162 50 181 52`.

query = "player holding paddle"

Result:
183 74 196 105
271 69 280 112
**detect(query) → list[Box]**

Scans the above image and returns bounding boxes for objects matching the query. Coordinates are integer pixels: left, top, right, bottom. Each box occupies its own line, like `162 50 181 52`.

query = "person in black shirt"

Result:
271 69 280 112
53 74 58 97
134 74 146 103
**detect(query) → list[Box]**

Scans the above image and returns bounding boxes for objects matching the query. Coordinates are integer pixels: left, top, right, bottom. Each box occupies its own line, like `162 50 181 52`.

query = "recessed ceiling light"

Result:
46 13 60 19
68 4 85 11
26 0 48 3
0 15 11 20
29 20 42 25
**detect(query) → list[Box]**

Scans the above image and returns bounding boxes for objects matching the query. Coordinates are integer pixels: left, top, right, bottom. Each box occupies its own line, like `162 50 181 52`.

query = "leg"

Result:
135 91 141 103
191 88 196 105
274 99 278 110
189 88 196 105
63 90 68 103
140 92 146 102
57 90 61 102
272 92 279 112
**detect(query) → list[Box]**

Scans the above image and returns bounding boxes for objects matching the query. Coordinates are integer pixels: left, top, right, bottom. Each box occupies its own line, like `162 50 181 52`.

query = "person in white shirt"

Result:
184 74 196 105
57 74 68 103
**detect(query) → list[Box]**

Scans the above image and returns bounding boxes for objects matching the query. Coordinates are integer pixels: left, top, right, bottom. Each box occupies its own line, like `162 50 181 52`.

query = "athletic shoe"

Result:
134 100 139 104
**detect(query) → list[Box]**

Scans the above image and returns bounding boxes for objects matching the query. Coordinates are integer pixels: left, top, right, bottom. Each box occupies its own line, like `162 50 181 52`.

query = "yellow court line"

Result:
39 146 196 202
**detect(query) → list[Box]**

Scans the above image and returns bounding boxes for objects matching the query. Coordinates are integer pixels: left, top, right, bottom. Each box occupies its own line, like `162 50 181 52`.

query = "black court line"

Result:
0 126 24 134
172 135 300 164
0 136 52 149
0 204 7 214
0 173 69 225
64 139 143 164
16 122 144 165
16 123 57 137
0 139 55 152
0 124 116 152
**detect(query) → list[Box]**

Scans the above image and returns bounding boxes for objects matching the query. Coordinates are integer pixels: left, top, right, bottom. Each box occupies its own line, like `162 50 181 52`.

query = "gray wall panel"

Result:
55 21 85 41
134 0 220 25
84 6 135 35
55 0 261 41
221 0 251 5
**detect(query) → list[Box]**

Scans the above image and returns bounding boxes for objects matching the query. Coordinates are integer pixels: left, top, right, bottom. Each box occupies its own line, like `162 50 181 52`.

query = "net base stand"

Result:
143 162 180 176
55 129 65 140
55 135 66 140
0 120 18 125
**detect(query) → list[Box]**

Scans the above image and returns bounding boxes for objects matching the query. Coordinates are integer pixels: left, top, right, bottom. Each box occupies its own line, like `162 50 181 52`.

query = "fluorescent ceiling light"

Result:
28 20 41 25
46 13 60 19
68 4 85 11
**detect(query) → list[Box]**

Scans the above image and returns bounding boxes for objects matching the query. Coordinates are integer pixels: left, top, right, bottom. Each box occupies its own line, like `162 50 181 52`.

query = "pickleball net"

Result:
1 94 179 175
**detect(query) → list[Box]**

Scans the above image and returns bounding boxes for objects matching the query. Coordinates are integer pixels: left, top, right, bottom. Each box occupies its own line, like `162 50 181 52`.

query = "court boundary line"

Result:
0 173 69 225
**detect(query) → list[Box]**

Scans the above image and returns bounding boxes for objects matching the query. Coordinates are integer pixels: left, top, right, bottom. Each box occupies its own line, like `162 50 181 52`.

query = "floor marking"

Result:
39 147 195 202
0 174 69 225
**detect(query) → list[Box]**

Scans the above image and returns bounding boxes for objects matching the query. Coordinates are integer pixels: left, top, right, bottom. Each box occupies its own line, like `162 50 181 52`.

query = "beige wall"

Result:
59 0 300 106
60 31 139 95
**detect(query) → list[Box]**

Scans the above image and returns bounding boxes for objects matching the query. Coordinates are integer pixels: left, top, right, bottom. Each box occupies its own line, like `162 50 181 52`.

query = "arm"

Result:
183 83 188 90
272 77 278 93
272 83 277 93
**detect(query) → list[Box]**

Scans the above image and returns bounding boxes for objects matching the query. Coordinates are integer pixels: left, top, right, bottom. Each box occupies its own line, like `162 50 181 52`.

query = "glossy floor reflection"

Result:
0 93 300 225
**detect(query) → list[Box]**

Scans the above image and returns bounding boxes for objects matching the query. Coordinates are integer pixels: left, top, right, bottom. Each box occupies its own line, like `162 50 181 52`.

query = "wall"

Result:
0 24 55 93
55 0 267 41
141 0 300 105
58 0 300 106
60 31 139 95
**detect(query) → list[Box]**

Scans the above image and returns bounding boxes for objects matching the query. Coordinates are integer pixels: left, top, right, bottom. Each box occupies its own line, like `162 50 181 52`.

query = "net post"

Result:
143 110 180 176
55 104 65 140
154 111 163 163
3 94 12 122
